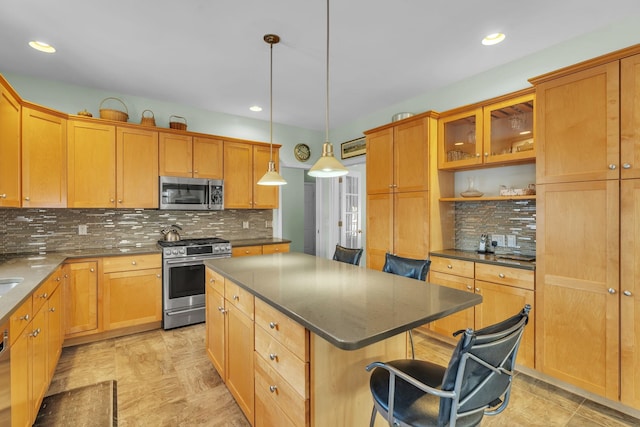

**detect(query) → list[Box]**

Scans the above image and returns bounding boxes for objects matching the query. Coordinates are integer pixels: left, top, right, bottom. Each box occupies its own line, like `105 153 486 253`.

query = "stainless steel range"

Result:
158 237 231 329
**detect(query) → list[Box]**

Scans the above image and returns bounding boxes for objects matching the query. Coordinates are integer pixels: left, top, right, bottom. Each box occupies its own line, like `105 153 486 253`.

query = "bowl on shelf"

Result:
460 191 484 198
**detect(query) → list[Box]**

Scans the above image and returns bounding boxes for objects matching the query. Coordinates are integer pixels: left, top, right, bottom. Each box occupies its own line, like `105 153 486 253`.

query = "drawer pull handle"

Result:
623 290 633 297
269 353 278 361
498 273 505 278
269 385 278 393
20 314 30 321
269 322 278 329
447 264 452 269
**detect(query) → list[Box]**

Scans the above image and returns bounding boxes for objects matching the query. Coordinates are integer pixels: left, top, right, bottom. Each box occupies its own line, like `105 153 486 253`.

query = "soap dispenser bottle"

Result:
478 234 487 253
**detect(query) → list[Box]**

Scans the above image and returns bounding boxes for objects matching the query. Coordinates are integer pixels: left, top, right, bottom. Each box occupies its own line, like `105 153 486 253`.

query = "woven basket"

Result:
169 115 187 131
99 97 129 122
140 109 156 126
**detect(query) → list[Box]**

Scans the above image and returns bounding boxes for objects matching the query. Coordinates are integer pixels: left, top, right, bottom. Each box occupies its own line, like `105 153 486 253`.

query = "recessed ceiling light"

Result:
482 33 506 46
29 40 56 53
250 105 262 112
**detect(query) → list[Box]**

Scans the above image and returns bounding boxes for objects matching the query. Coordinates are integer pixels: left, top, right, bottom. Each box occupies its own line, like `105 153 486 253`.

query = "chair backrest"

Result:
439 305 531 426
332 244 363 266
382 253 430 281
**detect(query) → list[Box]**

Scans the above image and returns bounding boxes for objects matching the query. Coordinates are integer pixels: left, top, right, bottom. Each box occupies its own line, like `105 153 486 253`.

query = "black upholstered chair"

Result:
332 244 363 266
382 253 431 281
382 253 431 357
366 305 531 427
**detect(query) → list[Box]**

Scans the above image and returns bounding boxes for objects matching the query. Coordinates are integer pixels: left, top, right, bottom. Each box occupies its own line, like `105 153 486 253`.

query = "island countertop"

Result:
206 252 482 350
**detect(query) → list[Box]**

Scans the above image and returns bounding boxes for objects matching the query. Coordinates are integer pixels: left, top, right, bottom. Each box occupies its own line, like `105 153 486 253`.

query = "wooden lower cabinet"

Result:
232 243 290 257
103 254 162 330
11 270 64 427
226 302 255 423
428 257 535 368
63 259 100 338
206 269 226 376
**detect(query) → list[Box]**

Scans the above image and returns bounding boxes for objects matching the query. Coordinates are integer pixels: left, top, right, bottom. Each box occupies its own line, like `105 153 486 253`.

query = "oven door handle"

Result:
164 255 229 265
166 306 205 316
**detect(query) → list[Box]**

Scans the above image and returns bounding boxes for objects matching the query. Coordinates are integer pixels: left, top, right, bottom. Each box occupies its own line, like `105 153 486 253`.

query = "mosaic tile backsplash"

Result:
454 199 536 255
0 208 274 254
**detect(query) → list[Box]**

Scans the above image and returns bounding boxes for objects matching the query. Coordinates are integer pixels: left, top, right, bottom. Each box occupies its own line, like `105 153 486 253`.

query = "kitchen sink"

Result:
0 277 23 297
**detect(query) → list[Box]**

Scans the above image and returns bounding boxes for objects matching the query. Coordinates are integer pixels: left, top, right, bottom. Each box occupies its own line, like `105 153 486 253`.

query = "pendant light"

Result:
257 34 287 186
308 0 348 178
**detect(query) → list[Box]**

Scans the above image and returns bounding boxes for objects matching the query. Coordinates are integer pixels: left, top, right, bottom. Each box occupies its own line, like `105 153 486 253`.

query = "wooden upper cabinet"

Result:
366 117 429 195
224 141 253 208
193 136 223 179
366 127 394 195
621 54 640 180
224 141 280 209
438 107 483 170
482 92 535 165
394 118 429 192
67 120 116 208
159 133 223 179
534 61 620 184
159 132 193 177
22 106 67 208
0 80 21 207
116 126 159 208
438 89 535 170
253 144 279 209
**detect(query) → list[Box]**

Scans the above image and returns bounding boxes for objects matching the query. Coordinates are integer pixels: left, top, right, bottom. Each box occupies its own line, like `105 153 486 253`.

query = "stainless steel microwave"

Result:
159 176 224 210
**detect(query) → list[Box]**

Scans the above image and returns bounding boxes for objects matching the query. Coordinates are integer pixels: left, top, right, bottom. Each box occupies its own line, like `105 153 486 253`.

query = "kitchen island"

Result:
206 252 482 426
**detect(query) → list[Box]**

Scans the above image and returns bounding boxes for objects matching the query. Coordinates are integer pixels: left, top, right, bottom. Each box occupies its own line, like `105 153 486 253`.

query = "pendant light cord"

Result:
325 0 330 144
269 39 274 161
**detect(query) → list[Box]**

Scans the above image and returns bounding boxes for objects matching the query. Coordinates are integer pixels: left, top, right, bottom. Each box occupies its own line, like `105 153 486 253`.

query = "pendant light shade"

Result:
308 0 348 178
258 34 287 186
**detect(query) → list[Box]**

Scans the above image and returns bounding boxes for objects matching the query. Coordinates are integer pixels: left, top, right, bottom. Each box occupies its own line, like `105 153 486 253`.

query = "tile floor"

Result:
47 324 640 426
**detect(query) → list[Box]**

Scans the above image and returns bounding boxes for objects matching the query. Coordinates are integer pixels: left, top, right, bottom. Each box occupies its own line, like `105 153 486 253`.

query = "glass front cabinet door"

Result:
438 107 483 169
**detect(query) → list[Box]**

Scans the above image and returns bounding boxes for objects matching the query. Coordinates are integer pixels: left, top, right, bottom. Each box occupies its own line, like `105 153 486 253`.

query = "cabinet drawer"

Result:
255 298 309 362
475 263 534 290
32 271 62 314
262 243 290 255
232 245 263 257
10 297 32 345
255 353 309 427
430 257 475 278
225 280 254 318
102 254 161 273
206 268 225 295
255 326 309 398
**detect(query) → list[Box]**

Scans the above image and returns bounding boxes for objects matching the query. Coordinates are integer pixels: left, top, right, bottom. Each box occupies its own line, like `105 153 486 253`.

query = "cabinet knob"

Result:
118 199 123 203
608 164 617 170
233 295 239 301
24 196 30 201
608 288 616 294
217 306 227 314
20 314 30 321
447 264 453 269
475 153 481 158
0 194 5 198
90 268 95 272
475 288 481 293
56 277 61 281
498 273 505 278
49 307 56 312
110 198 115 202
245 250 250 254
156 274 161 278
269 321 278 329
269 353 278 361
269 385 278 393
484 152 489 157
466 285 473 291
623 290 632 297
623 163 632 169
30 328 41 338
39 293 48 299
131 261 137 265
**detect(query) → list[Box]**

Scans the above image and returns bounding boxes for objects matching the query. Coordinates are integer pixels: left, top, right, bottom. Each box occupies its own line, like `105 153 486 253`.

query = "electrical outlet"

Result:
78 224 88 235
507 234 517 248
265 220 272 228
492 234 505 247
242 221 249 229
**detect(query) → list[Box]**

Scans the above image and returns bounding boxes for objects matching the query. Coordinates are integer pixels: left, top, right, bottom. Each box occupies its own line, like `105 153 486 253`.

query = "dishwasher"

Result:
0 323 10 426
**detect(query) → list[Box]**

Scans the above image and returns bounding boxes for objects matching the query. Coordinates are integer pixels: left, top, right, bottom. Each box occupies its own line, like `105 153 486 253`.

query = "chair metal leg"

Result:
370 404 377 427
409 329 415 359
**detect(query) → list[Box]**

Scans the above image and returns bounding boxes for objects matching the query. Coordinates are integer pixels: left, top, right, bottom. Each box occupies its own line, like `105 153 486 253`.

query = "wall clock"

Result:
294 143 311 162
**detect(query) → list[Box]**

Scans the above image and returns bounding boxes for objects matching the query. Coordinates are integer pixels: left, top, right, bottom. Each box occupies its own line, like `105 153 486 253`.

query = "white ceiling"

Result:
1 0 639 131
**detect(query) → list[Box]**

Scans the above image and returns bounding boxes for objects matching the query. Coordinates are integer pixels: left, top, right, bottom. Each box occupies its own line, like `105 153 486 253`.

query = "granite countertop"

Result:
206 252 482 351
230 238 291 247
430 249 536 271
0 246 161 326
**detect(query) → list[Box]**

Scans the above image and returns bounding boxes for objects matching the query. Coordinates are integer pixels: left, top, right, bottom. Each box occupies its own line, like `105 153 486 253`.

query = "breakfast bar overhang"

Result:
206 252 482 426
